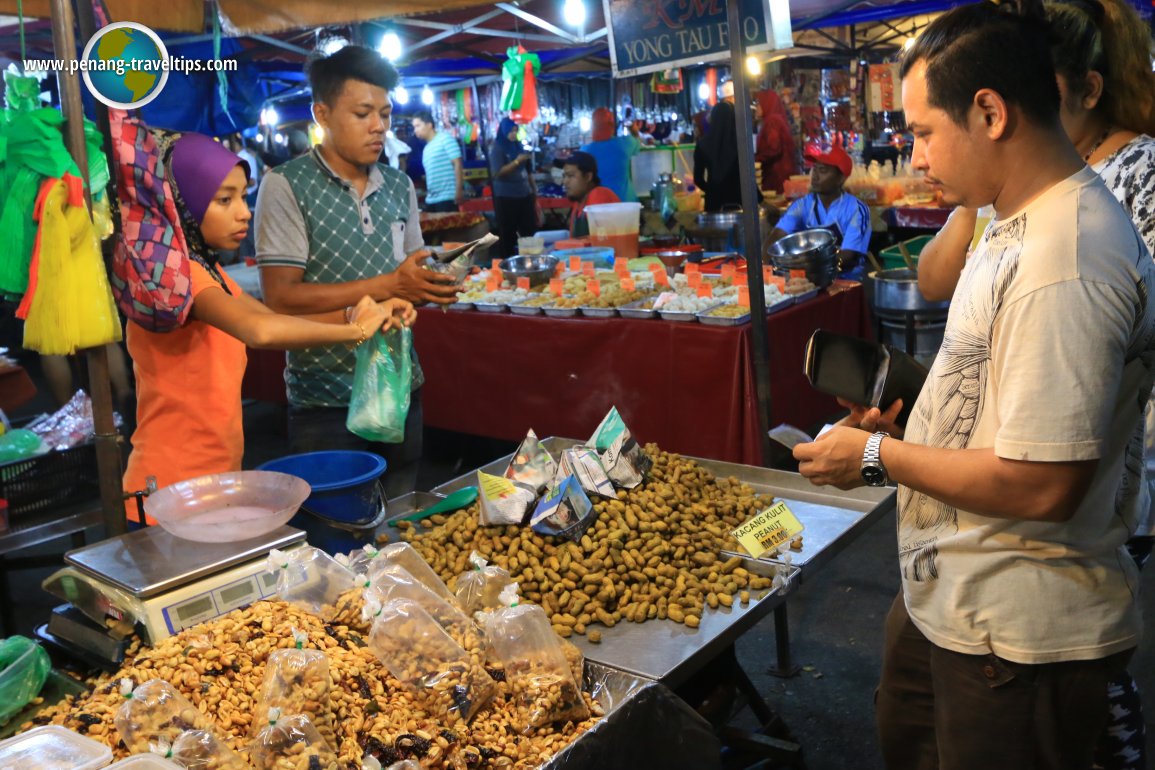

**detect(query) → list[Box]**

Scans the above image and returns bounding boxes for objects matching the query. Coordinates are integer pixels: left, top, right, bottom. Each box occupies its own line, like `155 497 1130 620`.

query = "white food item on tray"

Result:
653 293 720 314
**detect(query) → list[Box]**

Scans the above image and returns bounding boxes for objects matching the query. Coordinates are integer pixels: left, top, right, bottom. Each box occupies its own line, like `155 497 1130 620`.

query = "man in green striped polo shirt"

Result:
256 45 460 497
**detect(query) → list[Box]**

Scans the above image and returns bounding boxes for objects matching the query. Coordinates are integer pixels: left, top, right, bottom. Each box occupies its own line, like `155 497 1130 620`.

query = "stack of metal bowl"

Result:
766 228 838 288
500 255 560 287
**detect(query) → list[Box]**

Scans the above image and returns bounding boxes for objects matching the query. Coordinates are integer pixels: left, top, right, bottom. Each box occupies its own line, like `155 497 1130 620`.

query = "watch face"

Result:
861 465 887 486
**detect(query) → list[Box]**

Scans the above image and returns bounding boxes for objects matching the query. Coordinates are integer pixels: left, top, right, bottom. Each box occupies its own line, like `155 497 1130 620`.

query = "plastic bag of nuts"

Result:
366 564 486 656
453 551 514 615
482 586 589 732
249 708 339 770
368 542 459 607
248 630 333 740
170 729 250 770
368 598 498 723
114 678 215 755
267 547 359 619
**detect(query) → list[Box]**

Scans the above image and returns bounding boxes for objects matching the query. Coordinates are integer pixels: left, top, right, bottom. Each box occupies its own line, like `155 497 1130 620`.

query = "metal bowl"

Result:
500 255 560 287
767 229 838 288
144 471 311 543
866 268 952 313
653 250 692 273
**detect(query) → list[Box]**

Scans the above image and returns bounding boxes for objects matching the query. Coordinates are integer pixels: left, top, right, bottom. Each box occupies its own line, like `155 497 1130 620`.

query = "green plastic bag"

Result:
0 636 50 724
347 327 412 444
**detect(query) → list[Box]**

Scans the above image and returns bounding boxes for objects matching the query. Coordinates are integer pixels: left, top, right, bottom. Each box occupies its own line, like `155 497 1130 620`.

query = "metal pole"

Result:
727 0 774 465
50 0 126 536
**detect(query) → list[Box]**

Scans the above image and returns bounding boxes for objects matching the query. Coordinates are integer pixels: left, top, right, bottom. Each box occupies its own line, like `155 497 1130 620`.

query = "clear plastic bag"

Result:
366 564 485 657
367 543 458 607
453 551 515 615
249 709 338 770
114 679 213 755
483 588 589 732
347 327 412 444
248 632 333 744
170 730 249 770
267 547 359 621
368 598 497 723
0 635 50 724
504 429 557 493
336 543 385 577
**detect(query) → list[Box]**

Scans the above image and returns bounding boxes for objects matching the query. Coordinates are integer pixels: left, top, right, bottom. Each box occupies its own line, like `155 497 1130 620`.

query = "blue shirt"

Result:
777 192 872 254
580 135 642 202
423 132 462 204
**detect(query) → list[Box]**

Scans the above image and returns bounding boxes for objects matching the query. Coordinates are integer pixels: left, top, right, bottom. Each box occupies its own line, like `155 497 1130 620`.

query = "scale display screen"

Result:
217 579 258 609
173 595 216 626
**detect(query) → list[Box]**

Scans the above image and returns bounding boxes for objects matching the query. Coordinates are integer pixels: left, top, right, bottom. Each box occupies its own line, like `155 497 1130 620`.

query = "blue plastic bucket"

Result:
256 451 387 554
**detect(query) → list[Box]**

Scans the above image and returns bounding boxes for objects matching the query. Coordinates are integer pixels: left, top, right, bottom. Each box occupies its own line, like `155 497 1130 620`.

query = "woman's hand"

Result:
379 298 418 330
348 295 389 338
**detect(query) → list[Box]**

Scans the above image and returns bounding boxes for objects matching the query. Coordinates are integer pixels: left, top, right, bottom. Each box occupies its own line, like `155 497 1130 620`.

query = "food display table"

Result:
415 287 868 466
400 436 896 687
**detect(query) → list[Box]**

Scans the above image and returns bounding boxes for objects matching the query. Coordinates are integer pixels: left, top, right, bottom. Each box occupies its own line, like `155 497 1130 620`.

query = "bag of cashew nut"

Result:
453 551 515 614
552 446 615 499
482 585 589 732
366 563 486 655
170 729 249 770
267 546 360 620
368 597 498 722
476 470 536 526
504 428 557 493
250 708 338 770
114 678 215 755
530 475 596 542
367 542 459 606
587 406 652 488
248 629 333 740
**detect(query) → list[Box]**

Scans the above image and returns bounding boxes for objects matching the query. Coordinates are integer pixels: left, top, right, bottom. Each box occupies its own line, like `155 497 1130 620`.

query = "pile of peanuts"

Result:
23 600 603 769
399 445 778 638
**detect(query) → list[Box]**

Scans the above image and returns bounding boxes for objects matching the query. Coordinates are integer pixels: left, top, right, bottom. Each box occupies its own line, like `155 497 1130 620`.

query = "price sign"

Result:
721 264 736 280
655 270 670 287
685 262 700 275
737 286 750 307
582 262 597 277
614 257 628 273
492 258 502 270
696 284 713 298
687 272 703 289
587 278 601 296
516 277 530 290
486 276 500 292
555 261 566 276
769 275 786 290
549 278 563 296
621 277 636 292
790 269 807 279
762 266 774 284
569 256 582 272
730 501 805 559
648 262 664 274
733 275 746 287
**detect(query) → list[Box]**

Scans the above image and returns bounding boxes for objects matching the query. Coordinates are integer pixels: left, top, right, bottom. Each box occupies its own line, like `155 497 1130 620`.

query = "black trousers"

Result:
493 194 537 259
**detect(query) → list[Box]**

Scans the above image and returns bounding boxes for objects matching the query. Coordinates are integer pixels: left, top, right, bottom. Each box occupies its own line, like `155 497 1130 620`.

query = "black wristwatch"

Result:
861 431 889 487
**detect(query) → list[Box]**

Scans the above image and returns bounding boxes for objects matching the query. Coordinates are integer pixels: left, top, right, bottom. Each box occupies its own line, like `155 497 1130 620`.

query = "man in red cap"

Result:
768 143 871 278
580 107 643 202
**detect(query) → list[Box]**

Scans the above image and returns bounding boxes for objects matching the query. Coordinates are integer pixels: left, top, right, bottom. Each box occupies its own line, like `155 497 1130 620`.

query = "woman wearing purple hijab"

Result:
123 133 416 524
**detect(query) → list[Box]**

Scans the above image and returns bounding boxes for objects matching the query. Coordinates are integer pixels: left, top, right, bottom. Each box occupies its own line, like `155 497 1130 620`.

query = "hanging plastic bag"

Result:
368 598 497 722
170 729 249 770
366 564 485 658
114 679 214 754
267 547 359 620
587 407 652 489
248 629 334 745
250 708 338 770
483 586 589 732
367 542 458 607
0 636 50 724
347 327 412 444
453 551 514 615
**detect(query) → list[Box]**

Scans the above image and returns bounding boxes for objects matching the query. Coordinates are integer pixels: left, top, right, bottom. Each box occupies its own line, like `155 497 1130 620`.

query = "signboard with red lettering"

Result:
603 0 775 78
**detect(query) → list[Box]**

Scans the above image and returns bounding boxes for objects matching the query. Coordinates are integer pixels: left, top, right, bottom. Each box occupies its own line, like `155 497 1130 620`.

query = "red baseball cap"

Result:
804 143 853 178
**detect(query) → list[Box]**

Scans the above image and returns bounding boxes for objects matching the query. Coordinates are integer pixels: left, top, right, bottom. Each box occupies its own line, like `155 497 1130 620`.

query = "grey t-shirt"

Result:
489 141 533 199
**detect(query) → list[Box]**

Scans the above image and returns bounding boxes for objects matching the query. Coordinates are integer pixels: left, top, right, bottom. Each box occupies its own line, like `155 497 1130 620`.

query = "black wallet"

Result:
803 329 929 427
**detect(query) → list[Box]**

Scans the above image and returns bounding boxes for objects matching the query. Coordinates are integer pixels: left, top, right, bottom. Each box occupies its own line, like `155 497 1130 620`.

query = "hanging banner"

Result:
603 0 779 78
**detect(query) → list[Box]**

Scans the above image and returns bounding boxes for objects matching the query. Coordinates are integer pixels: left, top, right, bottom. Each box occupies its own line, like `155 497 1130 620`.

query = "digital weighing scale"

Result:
42 525 306 648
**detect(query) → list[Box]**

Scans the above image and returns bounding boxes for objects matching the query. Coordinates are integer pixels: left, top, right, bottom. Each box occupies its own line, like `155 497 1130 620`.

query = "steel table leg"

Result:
768 604 800 678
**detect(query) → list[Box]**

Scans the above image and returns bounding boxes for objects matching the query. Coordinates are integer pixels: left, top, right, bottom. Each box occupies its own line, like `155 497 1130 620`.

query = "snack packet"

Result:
366 564 485 657
476 470 536 526
267 547 359 620
170 730 249 770
483 585 589 732
367 542 458 607
504 429 557 493
453 551 515 615
250 709 338 770
530 476 596 541
248 629 334 743
587 406 652 488
552 447 615 499
368 598 498 723
114 679 214 755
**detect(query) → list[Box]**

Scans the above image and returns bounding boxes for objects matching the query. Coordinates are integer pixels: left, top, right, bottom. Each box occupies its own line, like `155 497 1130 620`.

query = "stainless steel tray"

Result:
789 288 820 303
579 305 618 318
475 300 512 313
658 301 721 322
618 298 657 319
448 300 474 311
765 296 794 315
697 304 751 326
384 491 447 520
542 302 581 318
508 299 546 316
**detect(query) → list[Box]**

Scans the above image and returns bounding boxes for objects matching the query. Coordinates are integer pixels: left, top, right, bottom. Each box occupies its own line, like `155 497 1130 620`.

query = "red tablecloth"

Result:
242 288 868 465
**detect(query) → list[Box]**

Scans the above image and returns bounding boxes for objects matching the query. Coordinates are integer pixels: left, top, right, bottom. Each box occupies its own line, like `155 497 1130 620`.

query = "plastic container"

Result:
106 756 183 769
0 725 113 770
143 471 311 543
552 246 614 269
257 451 387 554
0 441 98 517
534 229 569 248
878 235 934 271
584 202 643 260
